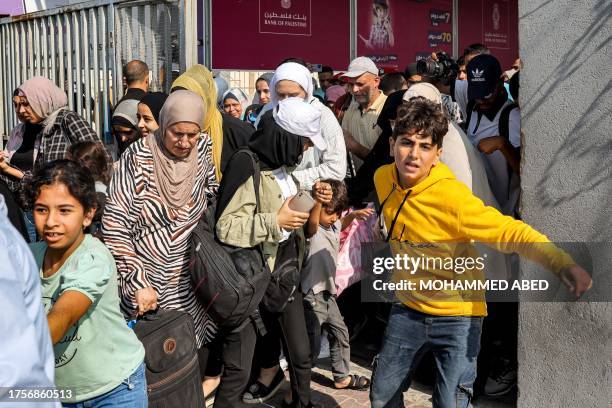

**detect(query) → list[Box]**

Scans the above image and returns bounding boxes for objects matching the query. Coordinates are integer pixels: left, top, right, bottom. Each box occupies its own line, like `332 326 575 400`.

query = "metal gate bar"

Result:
0 0 191 142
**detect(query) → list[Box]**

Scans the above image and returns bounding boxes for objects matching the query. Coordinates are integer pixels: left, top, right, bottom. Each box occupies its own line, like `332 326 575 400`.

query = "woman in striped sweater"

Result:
102 90 218 381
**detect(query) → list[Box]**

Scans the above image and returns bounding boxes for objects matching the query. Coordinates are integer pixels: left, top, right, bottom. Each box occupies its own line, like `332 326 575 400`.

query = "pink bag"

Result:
335 204 377 296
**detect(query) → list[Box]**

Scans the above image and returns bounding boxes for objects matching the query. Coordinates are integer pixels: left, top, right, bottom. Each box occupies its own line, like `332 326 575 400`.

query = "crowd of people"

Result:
0 44 592 408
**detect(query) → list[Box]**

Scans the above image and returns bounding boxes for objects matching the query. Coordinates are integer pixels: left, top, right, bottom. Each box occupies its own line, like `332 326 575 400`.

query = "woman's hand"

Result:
312 181 332 204
134 286 158 316
0 154 23 179
0 153 10 171
277 197 310 230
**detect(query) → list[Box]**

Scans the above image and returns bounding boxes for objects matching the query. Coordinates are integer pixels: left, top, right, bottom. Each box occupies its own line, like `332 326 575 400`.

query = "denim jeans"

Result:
370 305 482 408
23 211 37 243
62 362 147 408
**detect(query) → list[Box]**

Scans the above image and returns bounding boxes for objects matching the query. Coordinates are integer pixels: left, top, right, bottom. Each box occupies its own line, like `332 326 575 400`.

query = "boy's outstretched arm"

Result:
457 187 592 298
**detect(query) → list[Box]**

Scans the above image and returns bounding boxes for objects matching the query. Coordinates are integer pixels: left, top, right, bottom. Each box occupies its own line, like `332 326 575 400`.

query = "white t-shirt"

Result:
454 80 521 213
272 167 298 241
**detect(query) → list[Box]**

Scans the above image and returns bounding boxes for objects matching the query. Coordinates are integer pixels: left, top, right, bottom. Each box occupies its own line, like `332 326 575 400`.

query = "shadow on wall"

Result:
520 0 612 239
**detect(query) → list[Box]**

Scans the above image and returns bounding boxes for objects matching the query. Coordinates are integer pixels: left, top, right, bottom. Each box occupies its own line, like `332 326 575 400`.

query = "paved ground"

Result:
238 351 516 408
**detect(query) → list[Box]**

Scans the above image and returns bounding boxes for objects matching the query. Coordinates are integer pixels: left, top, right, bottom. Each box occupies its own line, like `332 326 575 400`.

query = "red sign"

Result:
482 0 510 49
211 0 350 71
357 0 453 70
458 0 518 69
259 0 311 36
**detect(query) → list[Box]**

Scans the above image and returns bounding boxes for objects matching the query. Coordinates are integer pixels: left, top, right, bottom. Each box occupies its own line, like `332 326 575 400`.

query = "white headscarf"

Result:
221 88 250 116
256 62 314 127
403 82 442 104
269 62 313 106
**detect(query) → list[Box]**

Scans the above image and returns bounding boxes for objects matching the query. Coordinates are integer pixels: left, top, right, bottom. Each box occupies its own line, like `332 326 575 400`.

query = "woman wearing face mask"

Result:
103 90 219 399
136 91 168 138
216 97 330 408
0 77 101 183
256 61 347 191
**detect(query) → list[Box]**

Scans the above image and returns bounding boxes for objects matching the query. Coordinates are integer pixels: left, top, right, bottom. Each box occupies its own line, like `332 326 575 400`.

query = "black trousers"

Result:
259 291 312 407
199 320 258 407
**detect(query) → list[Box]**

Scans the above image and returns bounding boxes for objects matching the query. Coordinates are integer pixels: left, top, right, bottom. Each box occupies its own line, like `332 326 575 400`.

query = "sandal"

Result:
204 385 218 408
335 374 371 391
241 368 286 404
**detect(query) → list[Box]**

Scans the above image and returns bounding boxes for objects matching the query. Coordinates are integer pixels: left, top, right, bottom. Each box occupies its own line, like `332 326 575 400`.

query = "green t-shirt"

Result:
31 235 145 403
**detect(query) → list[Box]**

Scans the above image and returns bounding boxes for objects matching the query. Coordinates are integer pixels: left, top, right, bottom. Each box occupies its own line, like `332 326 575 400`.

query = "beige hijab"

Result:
18 76 69 134
147 90 206 208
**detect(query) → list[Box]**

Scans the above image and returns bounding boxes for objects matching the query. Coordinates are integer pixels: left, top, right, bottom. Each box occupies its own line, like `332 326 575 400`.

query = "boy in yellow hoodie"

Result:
369 98 591 407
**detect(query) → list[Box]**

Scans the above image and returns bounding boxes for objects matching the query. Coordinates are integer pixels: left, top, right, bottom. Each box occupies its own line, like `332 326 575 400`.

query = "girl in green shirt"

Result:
26 159 147 407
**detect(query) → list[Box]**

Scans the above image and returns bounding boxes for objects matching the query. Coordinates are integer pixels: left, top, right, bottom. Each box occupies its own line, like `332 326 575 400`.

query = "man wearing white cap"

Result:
341 56 387 170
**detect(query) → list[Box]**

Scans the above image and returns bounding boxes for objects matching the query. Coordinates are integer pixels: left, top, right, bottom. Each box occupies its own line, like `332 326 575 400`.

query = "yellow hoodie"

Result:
374 162 575 317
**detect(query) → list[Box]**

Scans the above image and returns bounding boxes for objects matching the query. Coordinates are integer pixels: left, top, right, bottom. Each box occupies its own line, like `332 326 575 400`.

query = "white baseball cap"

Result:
342 56 379 78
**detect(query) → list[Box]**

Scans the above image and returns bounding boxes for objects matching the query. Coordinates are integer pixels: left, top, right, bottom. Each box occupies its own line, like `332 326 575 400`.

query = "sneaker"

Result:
241 368 286 404
484 358 517 396
279 356 289 371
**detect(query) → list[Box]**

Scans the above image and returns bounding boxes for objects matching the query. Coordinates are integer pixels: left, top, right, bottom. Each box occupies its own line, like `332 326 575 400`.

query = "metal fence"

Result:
0 0 195 143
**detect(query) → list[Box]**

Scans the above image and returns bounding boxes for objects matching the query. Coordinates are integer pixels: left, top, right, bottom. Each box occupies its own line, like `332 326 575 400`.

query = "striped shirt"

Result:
102 135 218 345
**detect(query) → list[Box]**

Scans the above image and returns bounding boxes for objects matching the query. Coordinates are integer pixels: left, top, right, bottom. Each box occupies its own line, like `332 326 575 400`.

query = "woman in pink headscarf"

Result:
0 76 101 184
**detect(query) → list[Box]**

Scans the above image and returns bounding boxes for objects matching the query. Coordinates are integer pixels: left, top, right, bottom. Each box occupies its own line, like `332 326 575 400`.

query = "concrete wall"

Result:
518 0 611 407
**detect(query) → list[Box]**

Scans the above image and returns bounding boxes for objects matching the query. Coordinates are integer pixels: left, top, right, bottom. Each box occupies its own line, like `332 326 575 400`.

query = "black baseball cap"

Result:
467 54 502 100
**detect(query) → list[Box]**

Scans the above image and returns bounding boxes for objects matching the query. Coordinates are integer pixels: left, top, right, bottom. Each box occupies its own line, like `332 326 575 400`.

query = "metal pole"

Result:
350 0 357 61
101 5 111 141
82 9 92 124
452 0 459 58
91 8 101 137
50 16 57 83
0 26 6 140
57 14 65 94
203 0 211 68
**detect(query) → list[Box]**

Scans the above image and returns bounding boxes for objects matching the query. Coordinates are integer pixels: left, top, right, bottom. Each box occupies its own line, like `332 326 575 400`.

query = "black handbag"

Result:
133 309 204 408
260 232 302 313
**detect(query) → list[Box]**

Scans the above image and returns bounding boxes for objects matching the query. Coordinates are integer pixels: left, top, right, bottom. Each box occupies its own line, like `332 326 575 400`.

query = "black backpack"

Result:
190 149 270 330
133 309 204 408
462 100 518 140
